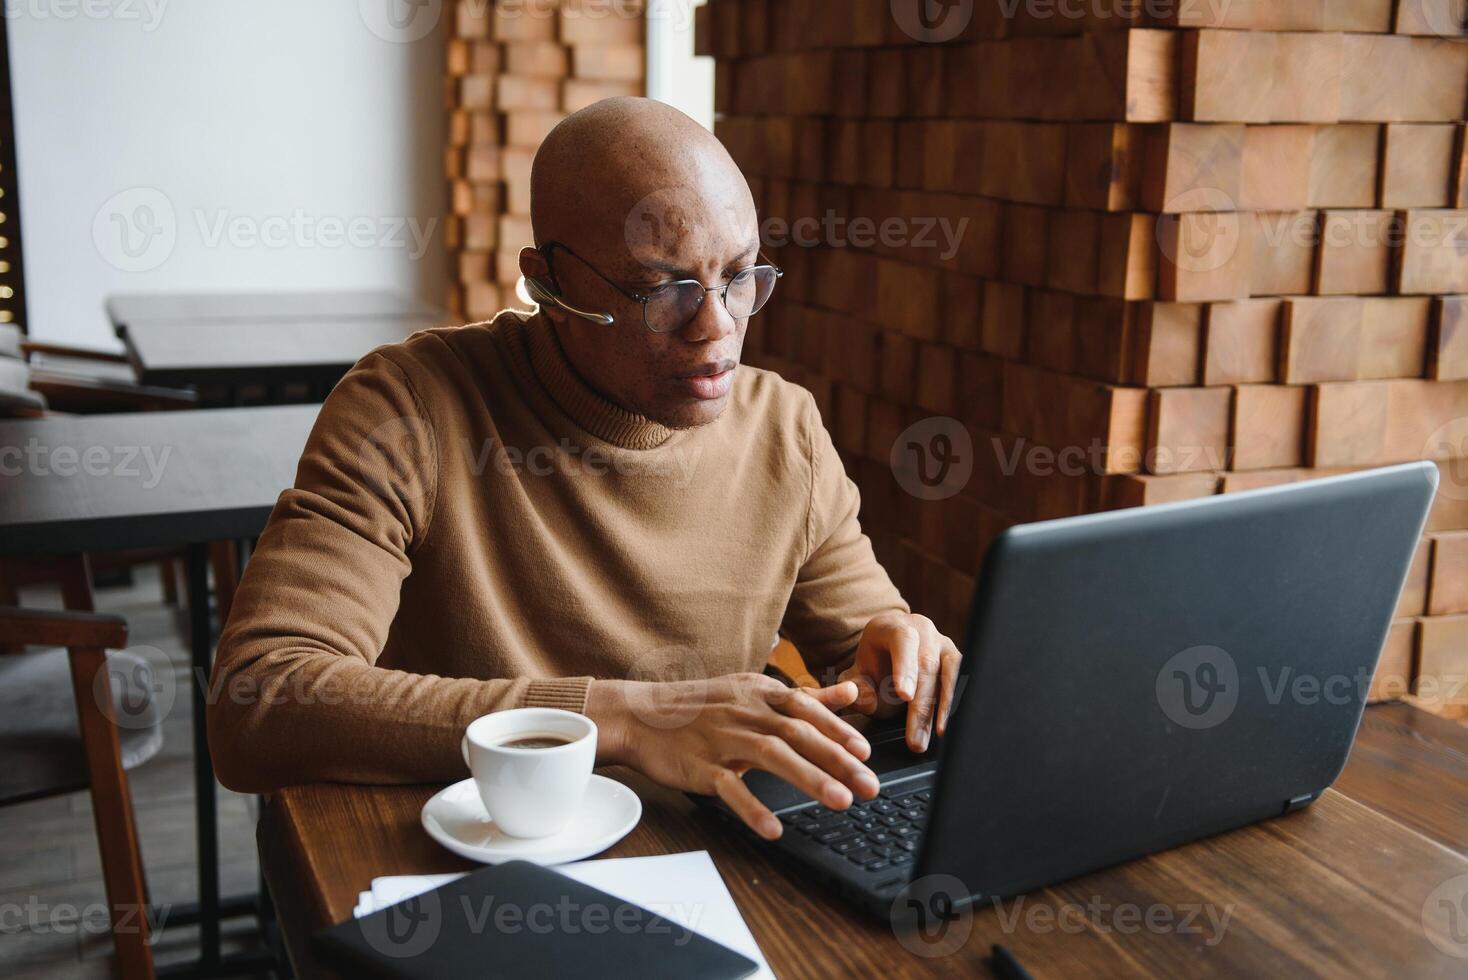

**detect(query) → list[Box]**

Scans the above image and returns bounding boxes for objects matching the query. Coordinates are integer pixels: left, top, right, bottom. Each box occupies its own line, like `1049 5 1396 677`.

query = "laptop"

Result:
696 462 1438 920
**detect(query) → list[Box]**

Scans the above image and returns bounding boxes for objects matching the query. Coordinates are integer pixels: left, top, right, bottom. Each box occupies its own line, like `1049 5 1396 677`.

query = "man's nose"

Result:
679 289 737 343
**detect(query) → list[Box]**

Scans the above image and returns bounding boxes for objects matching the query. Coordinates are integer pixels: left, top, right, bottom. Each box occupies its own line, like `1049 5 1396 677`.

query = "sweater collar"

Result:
519 313 676 451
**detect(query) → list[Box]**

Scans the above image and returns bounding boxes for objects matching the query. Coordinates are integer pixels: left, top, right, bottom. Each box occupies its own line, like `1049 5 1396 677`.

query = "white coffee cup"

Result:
460 708 597 839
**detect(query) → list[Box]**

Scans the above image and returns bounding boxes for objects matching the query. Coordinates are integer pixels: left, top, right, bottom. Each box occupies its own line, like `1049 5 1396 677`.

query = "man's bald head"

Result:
519 98 767 431
530 96 756 265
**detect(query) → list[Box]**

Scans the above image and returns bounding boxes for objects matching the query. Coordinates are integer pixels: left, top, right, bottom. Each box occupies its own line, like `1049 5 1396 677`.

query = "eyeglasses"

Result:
537 241 782 334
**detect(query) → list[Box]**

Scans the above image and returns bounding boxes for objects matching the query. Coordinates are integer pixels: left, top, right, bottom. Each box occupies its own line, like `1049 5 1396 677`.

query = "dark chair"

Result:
0 600 162 979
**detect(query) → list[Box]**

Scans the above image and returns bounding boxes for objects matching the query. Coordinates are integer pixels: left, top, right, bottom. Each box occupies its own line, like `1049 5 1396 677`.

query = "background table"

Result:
259 703 1468 979
0 405 319 976
106 289 445 330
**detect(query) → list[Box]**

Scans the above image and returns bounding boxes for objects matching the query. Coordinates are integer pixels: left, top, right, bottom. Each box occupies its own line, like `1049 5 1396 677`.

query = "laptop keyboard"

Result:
780 783 933 874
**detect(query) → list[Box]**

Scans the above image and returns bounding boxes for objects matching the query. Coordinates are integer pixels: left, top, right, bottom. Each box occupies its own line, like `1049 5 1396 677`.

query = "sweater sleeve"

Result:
207 351 590 793
778 390 909 677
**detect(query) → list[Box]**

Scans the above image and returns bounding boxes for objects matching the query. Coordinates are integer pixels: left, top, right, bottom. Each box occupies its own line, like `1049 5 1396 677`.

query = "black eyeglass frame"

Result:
539 240 783 333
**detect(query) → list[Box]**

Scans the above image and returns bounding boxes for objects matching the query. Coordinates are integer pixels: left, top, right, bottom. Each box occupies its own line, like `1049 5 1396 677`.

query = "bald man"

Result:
209 98 961 840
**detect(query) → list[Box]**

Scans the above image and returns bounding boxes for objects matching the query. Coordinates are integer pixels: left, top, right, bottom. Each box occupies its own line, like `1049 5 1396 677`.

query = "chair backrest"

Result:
0 323 20 359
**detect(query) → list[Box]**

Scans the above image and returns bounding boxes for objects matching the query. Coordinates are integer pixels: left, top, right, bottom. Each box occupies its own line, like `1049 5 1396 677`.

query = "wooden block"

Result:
915 343 957 415
495 2 558 41
940 272 983 351
1002 203 1050 287
1428 295 1468 380
1140 123 1244 213
1455 124 1468 207
562 79 641 113
1416 615 1468 705
1308 380 1389 466
1319 0 1395 30
1231 384 1307 470
1397 0 1468 37
497 75 559 111
1384 377 1468 462
833 50 867 120
571 44 644 82
1202 299 1281 385
1309 124 1382 208
1268 33 1343 124
1064 123 1143 212
877 259 942 341
879 331 917 404
1027 290 1077 375
1102 472 1220 509
1157 211 1253 302
693 0 713 56
1145 386 1232 474
1068 30 1176 123
1429 532 1468 615
1240 126 1316 211
1338 34 1413 121
1280 297 1363 383
1073 297 1134 384
981 281 1026 361
1155 0 1324 31
460 74 495 110
1249 211 1317 297
1045 209 1100 295
1397 209 1468 294
1129 302 1202 387
464 145 501 182
1314 210 1395 296
1400 537 1433 616
1369 619 1417 702
560 2 644 46
1381 124 1458 208
1062 379 1148 474
460 214 497 252
1179 30 1277 124
505 41 568 77
505 110 564 148
1098 213 1157 300
1358 297 1431 380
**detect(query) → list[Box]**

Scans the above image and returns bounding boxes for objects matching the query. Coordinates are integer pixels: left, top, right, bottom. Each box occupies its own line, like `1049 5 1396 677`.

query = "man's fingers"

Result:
837 668 882 715
859 616 922 701
802 679 859 712
936 640 962 737
905 654 941 753
774 684 871 758
711 767 780 840
764 704 879 798
733 730 855 811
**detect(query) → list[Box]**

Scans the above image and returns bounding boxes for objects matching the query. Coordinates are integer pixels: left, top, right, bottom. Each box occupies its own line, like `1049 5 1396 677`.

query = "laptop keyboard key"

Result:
866 832 893 846
815 828 859 844
896 838 918 851
915 790 932 802
892 825 921 838
864 860 889 871
845 848 880 864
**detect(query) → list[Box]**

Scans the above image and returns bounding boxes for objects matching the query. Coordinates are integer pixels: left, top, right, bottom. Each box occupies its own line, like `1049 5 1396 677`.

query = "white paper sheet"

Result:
352 850 773 980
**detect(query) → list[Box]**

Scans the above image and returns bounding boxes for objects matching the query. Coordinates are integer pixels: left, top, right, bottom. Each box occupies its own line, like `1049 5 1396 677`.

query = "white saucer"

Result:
421 774 642 865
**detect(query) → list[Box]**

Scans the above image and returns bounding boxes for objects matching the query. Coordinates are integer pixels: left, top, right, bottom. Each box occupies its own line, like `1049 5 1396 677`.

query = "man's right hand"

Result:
585 674 880 840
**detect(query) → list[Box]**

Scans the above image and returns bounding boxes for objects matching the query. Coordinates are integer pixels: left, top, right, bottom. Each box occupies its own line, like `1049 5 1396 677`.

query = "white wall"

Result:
647 0 714 131
9 0 448 350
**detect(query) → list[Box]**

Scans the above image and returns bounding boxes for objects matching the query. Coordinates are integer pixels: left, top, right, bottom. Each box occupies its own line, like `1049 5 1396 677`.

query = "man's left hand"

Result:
838 612 962 753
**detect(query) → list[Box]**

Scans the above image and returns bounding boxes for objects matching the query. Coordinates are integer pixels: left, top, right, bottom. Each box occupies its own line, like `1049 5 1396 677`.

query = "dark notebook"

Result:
314 859 761 980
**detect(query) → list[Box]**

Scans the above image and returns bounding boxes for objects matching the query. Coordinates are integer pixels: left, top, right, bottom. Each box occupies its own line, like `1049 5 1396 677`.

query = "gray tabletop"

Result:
106 289 446 330
0 405 317 556
117 316 436 388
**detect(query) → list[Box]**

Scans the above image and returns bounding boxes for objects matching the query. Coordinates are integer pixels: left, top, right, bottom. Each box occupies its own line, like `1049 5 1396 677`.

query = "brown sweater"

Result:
208 310 906 792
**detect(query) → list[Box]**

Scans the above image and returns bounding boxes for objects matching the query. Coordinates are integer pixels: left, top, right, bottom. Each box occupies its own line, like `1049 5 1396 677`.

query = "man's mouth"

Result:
676 361 737 400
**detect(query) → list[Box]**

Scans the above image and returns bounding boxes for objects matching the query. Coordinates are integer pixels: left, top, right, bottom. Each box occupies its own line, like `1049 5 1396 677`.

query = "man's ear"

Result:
519 246 551 285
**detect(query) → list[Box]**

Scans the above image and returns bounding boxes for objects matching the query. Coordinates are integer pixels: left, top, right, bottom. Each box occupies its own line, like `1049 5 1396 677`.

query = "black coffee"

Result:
499 734 573 749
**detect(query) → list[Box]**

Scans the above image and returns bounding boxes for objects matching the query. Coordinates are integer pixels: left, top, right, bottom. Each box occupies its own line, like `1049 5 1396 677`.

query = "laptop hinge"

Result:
1282 793 1316 815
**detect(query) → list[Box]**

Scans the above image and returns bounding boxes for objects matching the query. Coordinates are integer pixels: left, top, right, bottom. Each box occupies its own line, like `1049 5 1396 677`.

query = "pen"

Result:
992 943 1036 980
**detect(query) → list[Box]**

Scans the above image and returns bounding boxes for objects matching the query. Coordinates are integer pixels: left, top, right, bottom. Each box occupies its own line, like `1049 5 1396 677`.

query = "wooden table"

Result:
105 289 445 330
258 703 1468 978
0 405 319 976
116 315 442 390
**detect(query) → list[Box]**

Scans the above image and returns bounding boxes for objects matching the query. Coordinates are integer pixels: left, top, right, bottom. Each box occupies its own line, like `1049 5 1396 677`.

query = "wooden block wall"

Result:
445 0 646 320
704 0 1468 721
